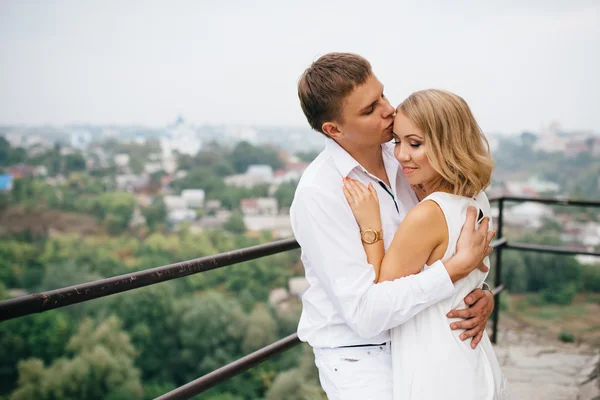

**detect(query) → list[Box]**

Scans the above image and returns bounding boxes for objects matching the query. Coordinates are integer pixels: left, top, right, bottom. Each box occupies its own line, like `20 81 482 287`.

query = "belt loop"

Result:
386 341 391 353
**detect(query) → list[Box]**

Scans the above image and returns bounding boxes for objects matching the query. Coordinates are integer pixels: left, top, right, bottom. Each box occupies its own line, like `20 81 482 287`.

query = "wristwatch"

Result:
360 228 383 244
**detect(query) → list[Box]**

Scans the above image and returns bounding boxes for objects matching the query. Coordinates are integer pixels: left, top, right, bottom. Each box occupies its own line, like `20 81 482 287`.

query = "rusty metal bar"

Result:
155 333 301 400
505 243 600 257
492 284 505 296
488 196 600 208
492 198 505 344
0 238 300 322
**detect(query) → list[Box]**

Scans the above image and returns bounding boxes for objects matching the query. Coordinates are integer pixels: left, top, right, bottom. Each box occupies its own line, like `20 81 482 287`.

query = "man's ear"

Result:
322 122 342 139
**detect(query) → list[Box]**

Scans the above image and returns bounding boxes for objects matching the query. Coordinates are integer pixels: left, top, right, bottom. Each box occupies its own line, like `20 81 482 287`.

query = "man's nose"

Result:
382 98 395 119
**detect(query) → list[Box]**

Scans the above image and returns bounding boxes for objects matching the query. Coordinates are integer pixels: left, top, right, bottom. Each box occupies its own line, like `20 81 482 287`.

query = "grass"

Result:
501 293 600 346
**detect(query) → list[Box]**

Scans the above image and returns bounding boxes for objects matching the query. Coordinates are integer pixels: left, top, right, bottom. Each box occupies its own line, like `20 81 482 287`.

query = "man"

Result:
290 53 496 399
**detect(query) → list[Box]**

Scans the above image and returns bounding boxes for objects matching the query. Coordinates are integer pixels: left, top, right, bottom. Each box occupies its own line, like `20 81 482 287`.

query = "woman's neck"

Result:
420 177 452 198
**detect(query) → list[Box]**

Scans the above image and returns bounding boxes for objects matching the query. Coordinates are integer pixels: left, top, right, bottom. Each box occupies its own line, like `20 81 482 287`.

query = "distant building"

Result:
273 169 302 185
181 189 205 208
503 202 554 229
205 200 222 210
116 174 150 192
224 165 275 188
243 215 292 238
194 209 232 231
70 130 92 150
289 277 310 297
167 209 197 225
0 175 13 191
129 207 147 228
144 162 163 175
164 195 188 211
6 164 47 179
246 165 273 179
160 116 202 158
565 139 590 157
241 197 278 216
114 154 130 168
503 177 560 197
269 288 289 306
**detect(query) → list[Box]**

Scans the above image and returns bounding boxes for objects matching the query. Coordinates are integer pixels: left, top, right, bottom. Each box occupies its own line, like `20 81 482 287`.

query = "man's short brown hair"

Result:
297 53 372 135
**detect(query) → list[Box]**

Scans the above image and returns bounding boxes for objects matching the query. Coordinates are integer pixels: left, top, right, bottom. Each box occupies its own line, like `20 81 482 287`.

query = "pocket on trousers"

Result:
318 348 390 392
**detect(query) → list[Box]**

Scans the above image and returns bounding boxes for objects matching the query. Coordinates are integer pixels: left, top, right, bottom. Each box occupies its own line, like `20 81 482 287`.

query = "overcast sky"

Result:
1 0 598 134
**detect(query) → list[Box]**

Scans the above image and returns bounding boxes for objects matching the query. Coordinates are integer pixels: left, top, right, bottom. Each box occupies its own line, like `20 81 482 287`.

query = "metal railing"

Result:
1 195 599 400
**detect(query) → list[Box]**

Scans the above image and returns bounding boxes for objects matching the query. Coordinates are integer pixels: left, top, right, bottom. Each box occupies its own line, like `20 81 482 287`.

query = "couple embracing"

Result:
290 53 507 399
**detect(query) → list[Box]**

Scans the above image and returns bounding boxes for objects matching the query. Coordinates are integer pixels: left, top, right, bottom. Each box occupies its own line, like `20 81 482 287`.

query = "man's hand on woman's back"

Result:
444 206 495 283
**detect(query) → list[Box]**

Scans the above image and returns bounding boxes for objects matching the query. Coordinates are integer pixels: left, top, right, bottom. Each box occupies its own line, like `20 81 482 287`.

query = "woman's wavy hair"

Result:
398 89 494 197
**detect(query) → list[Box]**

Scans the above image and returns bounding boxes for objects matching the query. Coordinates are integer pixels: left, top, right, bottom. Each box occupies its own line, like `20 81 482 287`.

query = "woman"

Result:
342 89 507 399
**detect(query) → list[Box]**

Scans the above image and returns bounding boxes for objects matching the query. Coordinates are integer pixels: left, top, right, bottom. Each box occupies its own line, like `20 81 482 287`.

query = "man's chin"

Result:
381 133 394 143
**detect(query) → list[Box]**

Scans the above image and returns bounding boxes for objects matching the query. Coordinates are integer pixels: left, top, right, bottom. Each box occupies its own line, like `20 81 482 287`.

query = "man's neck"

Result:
342 141 390 186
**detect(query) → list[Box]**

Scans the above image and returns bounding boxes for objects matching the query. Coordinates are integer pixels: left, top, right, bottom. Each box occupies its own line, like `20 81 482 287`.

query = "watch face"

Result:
363 230 376 243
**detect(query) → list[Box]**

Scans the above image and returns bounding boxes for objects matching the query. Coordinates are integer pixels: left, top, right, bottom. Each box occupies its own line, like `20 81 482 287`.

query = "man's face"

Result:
332 74 395 148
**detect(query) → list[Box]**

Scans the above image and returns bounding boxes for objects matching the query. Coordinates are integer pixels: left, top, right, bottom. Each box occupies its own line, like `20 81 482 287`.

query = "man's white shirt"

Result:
290 138 455 348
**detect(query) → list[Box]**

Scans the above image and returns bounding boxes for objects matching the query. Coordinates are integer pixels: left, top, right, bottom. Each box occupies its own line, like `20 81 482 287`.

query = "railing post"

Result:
492 198 504 344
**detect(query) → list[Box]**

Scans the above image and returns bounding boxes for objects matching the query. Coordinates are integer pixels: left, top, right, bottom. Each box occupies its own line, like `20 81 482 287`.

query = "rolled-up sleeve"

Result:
292 185 455 338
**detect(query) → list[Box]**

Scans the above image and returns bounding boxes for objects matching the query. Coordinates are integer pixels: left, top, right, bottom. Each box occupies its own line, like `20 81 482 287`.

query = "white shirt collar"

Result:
326 138 398 188
325 138 361 178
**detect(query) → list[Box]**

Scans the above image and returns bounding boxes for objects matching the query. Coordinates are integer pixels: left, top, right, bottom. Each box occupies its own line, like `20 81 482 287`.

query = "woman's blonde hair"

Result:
398 89 494 197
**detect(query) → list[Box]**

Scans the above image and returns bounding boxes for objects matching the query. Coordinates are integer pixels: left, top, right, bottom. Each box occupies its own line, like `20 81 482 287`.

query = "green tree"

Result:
295 150 320 162
0 240 38 288
274 182 297 212
0 312 74 396
96 192 136 234
498 250 528 293
242 303 278 353
106 283 183 384
142 196 167 229
0 136 26 166
176 291 248 383
224 210 246 234
231 142 284 173
266 346 323 400
64 153 86 172
10 316 143 400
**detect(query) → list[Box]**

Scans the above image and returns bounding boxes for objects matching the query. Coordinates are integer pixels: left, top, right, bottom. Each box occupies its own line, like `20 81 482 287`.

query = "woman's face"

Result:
392 111 442 189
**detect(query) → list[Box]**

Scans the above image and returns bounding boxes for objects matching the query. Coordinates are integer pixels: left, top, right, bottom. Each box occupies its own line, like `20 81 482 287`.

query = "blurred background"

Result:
0 1 599 399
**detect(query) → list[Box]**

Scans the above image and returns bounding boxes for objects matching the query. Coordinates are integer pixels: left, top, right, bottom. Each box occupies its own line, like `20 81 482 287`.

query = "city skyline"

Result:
1 0 599 134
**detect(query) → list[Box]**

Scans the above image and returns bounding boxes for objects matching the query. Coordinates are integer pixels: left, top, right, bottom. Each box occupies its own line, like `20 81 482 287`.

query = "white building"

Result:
241 198 278 216
164 195 188 211
114 154 130 168
503 177 561 197
160 116 202 158
116 174 150 192
224 165 275 188
70 130 92 150
273 169 302 185
167 209 197 225
182 189 206 208
503 202 554 229
243 215 292 238
289 277 310 297
144 162 163 175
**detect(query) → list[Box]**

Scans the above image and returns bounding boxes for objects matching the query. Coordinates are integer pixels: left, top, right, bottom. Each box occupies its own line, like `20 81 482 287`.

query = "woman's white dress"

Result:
391 191 508 399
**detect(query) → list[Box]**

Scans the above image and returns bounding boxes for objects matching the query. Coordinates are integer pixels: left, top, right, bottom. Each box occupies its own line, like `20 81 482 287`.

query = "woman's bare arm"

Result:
343 178 447 282
377 200 447 282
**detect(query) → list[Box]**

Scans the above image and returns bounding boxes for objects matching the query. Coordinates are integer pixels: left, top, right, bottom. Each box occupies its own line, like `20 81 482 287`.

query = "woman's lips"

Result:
402 166 417 174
